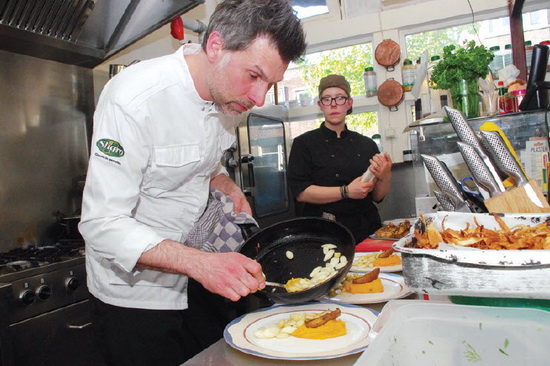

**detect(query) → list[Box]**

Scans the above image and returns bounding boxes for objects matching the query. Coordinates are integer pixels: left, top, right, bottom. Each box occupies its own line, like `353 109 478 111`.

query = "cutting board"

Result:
485 180 550 213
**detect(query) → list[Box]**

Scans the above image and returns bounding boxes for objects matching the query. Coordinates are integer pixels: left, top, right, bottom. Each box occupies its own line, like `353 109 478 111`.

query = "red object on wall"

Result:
170 17 184 41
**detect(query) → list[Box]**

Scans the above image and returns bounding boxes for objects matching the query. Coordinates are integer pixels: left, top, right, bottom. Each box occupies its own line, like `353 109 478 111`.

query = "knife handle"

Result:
479 130 529 187
433 190 455 211
421 154 467 208
457 142 502 197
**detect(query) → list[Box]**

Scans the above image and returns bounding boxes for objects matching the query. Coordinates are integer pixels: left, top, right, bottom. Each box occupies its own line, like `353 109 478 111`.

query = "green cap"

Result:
505 44 512 49
318 74 351 97
404 59 413 65
431 55 440 61
490 46 500 51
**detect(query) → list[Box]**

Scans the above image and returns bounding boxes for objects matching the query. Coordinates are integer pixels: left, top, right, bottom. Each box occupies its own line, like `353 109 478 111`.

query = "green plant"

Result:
430 40 494 90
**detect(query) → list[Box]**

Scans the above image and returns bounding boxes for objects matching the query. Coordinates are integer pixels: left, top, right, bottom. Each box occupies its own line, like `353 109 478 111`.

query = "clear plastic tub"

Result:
356 301 550 365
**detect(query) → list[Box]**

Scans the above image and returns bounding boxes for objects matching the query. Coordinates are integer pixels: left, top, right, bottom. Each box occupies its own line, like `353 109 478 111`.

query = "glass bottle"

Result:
402 59 415 92
489 46 503 80
497 81 507 114
363 67 377 97
503 44 513 67
428 55 441 115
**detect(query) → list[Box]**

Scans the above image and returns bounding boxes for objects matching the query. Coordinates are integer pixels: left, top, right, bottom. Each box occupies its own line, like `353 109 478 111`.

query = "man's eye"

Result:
336 97 346 102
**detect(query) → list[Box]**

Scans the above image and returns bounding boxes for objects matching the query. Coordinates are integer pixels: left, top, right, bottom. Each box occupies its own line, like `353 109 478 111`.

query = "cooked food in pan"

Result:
253 308 346 340
413 214 550 250
283 244 348 293
373 220 411 239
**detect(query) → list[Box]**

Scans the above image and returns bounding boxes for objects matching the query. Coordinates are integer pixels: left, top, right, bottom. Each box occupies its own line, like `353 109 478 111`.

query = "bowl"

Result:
239 217 355 304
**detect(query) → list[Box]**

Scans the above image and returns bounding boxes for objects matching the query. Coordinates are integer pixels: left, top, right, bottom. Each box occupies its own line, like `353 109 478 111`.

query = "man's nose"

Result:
248 83 270 107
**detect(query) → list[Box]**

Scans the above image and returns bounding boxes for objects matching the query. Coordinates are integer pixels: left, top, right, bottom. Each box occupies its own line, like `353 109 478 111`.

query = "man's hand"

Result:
347 177 375 200
369 152 392 182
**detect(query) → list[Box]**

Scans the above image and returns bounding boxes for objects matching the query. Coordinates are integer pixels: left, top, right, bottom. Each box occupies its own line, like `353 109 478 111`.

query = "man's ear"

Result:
205 31 225 62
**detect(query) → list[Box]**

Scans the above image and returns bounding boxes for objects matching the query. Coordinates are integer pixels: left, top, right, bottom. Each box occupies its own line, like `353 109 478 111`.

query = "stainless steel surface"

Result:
456 142 503 197
0 0 204 68
479 130 529 187
0 50 93 251
444 106 505 194
433 190 455 211
420 154 471 212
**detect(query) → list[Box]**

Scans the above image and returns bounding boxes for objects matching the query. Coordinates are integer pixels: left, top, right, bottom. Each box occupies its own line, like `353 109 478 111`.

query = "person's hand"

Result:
229 191 252 215
347 176 376 200
193 252 265 301
369 153 392 182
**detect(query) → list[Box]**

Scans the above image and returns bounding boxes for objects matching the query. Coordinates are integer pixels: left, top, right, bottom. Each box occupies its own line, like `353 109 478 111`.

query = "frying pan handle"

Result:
238 223 259 241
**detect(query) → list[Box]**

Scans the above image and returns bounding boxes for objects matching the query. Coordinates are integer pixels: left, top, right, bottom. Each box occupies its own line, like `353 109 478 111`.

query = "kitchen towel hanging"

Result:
186 188 259 253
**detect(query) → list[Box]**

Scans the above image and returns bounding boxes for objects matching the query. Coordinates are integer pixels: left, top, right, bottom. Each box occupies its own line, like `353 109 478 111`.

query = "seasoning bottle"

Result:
510 89 526 113
402 59 415 92
363 67 377 97
497 81 507 114
525 41 534 74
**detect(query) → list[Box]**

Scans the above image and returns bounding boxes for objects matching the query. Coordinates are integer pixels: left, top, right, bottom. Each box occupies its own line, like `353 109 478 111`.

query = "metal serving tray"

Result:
393 212 550 300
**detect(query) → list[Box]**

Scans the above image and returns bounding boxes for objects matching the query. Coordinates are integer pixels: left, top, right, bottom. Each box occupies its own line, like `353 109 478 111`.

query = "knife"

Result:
420 154 472 212
433 190 456 211
444 106 506 194
456 142 505 197
479 130 529 187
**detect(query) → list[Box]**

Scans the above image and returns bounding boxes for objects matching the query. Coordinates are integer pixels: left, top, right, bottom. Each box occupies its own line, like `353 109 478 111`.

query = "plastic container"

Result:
401 59 415 92
356 301 550 366
363 67 377 97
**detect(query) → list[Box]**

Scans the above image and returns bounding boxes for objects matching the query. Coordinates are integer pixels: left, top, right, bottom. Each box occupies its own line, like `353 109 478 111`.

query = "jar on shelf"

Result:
402 59 415 92
503 44 513 67
489 46 504 80
363 67 378 97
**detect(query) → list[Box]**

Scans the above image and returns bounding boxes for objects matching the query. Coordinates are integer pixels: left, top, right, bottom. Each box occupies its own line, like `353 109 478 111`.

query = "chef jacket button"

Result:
325 139 329 143
335 173 340 177
331 154 335 158
357 153 361 156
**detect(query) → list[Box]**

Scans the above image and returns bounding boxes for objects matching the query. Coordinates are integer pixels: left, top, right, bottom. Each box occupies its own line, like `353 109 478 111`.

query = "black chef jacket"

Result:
287 122 382 243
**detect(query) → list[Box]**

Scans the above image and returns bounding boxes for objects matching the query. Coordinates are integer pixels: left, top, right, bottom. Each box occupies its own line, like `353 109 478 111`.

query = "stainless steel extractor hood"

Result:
0 0 204 68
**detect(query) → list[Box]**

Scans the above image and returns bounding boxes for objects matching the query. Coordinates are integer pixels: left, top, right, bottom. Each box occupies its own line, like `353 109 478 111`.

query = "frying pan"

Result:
239 217 355 304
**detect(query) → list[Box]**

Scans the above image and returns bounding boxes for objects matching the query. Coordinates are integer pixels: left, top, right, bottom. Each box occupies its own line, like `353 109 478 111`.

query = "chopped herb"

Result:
479 322 483 330
499 348 509 356
504 338 509 348
429 340 434 345
463 341 482 362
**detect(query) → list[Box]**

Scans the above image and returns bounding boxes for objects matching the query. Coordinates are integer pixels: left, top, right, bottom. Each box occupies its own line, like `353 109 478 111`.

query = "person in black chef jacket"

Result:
287 74 392 243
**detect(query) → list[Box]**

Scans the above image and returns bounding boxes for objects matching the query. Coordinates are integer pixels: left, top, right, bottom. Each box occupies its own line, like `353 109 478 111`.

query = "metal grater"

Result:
457 142 503 197
444 106 506 192
421 154 470 211
479 131 529 187
434 190 456 211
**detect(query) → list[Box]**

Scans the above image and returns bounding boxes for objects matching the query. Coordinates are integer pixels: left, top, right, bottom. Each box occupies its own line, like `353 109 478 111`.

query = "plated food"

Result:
372 220 411 240
322 272 411 305
413 213 550 250
351 249 402 273
224 302 378 360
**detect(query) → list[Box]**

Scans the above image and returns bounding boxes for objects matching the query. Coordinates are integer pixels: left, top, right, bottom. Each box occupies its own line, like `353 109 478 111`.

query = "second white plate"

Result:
351 252 402 273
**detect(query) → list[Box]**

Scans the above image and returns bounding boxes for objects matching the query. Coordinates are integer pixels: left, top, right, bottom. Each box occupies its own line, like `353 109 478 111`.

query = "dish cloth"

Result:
186 188 258 253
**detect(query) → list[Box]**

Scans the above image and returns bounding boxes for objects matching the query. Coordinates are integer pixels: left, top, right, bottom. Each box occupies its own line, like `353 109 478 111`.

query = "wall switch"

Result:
385 128 395 138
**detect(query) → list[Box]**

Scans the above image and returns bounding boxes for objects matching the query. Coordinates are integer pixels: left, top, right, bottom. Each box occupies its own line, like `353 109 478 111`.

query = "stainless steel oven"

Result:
0 242 104 366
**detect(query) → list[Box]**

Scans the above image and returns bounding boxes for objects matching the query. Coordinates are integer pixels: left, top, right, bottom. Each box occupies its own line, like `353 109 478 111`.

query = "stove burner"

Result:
0 241 84 274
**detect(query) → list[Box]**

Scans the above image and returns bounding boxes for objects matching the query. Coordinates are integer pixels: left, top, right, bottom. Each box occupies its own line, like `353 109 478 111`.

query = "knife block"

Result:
485 180 550 213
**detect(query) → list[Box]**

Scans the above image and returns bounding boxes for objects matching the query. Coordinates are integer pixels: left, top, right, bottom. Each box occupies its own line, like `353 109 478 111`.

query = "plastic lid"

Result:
540 41 550 45
490 46 501 51
510 89 526 95
525 40 532 46
372 134 381 139
403 60 413 65
365 66 374 71
498 81 504 86
430 55 440 61
416 58 421 63
505 44 512 50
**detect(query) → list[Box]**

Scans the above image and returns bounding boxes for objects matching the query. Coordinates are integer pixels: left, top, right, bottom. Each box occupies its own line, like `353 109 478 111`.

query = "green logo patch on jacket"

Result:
97 139 125 157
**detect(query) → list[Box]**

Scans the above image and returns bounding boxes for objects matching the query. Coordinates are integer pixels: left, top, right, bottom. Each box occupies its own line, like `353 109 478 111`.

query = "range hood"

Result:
0 0 204 68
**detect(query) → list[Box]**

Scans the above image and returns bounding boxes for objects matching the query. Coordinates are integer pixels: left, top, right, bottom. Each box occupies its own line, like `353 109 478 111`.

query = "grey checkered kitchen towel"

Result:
186 188 258 253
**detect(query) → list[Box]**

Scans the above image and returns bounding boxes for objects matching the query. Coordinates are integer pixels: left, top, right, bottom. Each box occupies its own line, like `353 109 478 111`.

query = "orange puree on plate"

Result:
345 278 384 294
372 254 401 267
291 320 347 340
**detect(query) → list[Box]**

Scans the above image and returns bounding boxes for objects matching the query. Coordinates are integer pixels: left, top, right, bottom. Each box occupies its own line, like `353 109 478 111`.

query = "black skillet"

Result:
239 217 355 304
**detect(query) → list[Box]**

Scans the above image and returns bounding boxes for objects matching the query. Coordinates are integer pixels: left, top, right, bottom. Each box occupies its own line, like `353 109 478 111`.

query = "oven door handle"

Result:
68 322 92 330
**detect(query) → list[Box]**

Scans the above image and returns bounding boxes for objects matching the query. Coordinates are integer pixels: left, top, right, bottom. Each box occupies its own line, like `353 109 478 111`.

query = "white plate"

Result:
322 273 412 305
223 302 378 360
351 252 402 273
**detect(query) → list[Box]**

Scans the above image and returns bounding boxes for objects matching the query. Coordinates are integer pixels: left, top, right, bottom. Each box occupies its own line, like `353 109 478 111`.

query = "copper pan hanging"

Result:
375 39 401 72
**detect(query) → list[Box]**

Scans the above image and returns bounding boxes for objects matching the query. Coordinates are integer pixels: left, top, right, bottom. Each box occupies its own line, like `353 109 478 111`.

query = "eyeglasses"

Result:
320 96 349 106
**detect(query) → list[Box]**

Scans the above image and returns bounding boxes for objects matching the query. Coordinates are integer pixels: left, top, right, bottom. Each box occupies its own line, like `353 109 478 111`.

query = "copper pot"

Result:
377 78 404 111
375 39 401 71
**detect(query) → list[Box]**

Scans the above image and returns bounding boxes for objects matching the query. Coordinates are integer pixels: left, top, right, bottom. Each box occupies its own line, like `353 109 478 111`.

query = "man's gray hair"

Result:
202 0 307 63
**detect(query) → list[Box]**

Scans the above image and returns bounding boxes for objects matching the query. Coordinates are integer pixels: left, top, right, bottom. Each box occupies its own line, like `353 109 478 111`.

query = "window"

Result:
292 0 329 19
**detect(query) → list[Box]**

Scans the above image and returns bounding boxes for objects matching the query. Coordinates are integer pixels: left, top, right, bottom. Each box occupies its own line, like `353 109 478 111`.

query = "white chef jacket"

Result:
79 45 240 310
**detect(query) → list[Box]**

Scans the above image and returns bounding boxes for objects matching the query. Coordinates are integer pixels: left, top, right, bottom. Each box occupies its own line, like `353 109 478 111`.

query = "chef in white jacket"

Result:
78 1 306 365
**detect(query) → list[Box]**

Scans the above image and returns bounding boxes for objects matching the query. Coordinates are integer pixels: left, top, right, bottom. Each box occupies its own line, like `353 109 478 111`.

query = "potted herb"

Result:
430 40 494 118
